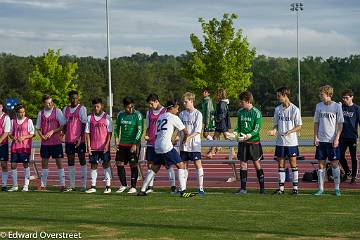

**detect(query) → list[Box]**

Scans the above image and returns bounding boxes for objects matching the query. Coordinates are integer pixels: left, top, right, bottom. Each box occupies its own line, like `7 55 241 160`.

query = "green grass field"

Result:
1 188 360 240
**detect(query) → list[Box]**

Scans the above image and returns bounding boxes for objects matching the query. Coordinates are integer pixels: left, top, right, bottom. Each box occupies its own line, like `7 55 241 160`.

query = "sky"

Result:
0 0 359 58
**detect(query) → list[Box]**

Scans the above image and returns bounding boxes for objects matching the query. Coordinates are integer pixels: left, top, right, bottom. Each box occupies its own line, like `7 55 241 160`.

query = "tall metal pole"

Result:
106 0 113 117
297 9 301 114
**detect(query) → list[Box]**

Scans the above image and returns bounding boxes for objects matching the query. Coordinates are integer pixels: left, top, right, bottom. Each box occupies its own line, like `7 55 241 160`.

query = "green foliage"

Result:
183 13 256 98
24 49 78 117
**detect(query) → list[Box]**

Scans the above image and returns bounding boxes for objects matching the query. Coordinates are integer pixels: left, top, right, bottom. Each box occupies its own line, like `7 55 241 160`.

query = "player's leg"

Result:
9 160 18 192
115 146 128 193
330 146 341 196
348 139 358 183
273 157 285 195
339 139 351 178
128 146 140 194
145 147 156 193
78 148 87 191
0 144 9 192
53 144 65 191
314 143 327 195
40 156 49 191
236 142 248 194
194 155 205 195
165 164 176 193
289 155 299 194
251 144 265 194
86 152 98 193
207 131 220 158
102 152 112 194
138 164 161 196
65 144 76 191
180 151 190 183
22 161 30 192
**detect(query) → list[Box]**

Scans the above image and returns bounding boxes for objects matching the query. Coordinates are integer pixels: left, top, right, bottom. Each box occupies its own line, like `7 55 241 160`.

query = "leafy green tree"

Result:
182 13 256 98
24 49 79 117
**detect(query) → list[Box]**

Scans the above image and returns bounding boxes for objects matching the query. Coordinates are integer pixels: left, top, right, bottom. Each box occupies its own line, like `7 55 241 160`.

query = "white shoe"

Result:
8 186 19 192
116 186 128 193
127 187 137 194
22 186 29 192
103 187 111 194
145 187 154 194
86 188 96 194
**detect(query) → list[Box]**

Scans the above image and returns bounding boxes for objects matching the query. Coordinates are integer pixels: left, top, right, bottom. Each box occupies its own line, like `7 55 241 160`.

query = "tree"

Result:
182 13 256 98
24 49 78 117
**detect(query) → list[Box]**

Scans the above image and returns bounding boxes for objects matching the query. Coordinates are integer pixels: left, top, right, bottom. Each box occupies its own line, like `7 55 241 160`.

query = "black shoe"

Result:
292 189 299 195
259 188 266 194
272 189 284 195
170 186 176 194
180 191 196 198
1 186 7 192
350 177 357 184
137 191 147 196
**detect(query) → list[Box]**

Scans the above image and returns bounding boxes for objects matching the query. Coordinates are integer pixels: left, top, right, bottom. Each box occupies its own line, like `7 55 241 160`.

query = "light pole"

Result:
106 0 113 117
290 2 303 114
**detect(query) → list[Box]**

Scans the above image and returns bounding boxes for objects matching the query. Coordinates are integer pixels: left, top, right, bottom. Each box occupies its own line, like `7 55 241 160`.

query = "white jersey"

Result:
314 101 344 143
155 112 185 154
179 108 203 152
273 103 302 146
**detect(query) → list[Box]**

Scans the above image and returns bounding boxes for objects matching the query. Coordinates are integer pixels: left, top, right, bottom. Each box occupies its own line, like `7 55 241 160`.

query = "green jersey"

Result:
201 96 215 129
114 110 144 145
235 107 262 143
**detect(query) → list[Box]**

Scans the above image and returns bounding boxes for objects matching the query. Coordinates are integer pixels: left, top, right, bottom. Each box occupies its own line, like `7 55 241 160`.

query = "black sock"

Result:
240 170 247 190
130 167 138 188
117 166 127 187
256 169 265 190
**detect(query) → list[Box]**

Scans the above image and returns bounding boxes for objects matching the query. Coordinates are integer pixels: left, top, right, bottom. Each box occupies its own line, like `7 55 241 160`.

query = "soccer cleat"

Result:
272 189 284 195
292 189 299 195
59 186 65 192
259 188 266 194
235 189 247 195
22 186 29 192
103 187 111 194
38 186 46 192
170 186 177 195
1 186 7 192
334 189 341 197
145 186 154 194
314 189 324 196
85 187 96 194
198 189 205 197
128 187 137 194
116 186 128 193
350 177 357 184
137 191 147 196
180 191 196 198
8 186 19 192
65 187 76 192
81 187 87 192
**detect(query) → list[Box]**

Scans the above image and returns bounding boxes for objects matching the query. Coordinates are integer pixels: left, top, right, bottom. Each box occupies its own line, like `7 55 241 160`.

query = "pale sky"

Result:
0 0 359 58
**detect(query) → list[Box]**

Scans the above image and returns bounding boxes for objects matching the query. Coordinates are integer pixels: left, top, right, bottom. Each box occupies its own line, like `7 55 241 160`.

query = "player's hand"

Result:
17 136 24 142
87 148 92 155
59 132 65 142
333 139 339 148
45 130 54 139
104 143 110 152
314 136 320 146
130 144 137 153
75 137 81 147
144 135 149 141
268 129 277 136
40 134 47 141
282 131 290 137
243 133 252 141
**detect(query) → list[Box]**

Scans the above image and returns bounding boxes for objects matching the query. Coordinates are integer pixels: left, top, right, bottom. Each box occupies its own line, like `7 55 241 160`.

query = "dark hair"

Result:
68 90 79 98
239 91 254 103
165 99 179 109
42 94 51 103
342 89 353 97
92 97 102 105
123 96 134 106
203 88 210 94
276 87 291 97
0 100 3 106
146 93 159 103
14 103 25 112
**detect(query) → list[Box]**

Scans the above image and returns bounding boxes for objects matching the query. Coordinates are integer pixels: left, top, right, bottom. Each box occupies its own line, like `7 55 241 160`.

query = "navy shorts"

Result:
154 148 183 166
11 153 30 164
0 144 9 161
115 145 140 165
275 146 299 159
146 146 156 162
180 151 202 161
237 142 263 162
65 143 86 156
89 151 111 164
315 142 340 161
40 144 64 159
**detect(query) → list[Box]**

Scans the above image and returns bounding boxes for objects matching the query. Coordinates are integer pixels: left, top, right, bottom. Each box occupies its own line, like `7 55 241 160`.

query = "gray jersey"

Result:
274 103 302 146
314 101 344 143
179 109 203 152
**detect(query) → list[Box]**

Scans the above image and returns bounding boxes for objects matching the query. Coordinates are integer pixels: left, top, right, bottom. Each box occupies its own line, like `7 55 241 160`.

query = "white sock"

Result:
318 169 325 191
279 168 285 191
24 167 30 187
1 171 8 187
41 169 48 187
184 169 189 182
11 169 18 187
197 168 204 191
104 167 111 187
148 169 154 187
90 169 97 187
206 135 213 140
58 168 65 187
332 166 341 190
178 169 186 191
292 168 299 190
81 165 87 188
68 166 76 188
167 166 176 187
141 170 156 192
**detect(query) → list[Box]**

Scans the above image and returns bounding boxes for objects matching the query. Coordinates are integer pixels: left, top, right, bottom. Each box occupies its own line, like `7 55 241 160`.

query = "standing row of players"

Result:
0 85 358 196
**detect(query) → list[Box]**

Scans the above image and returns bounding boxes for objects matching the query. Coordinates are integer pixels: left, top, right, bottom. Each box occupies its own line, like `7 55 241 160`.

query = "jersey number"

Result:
157 119 168 132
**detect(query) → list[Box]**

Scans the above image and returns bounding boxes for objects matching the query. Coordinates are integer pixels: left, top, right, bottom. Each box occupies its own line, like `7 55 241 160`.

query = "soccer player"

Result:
138 99 195 198
8 104 34 192
144 93 176 194
85 97 112 194
63 90 87 192
179 92 205 196
339 89 359 184
114 97 144 194
201 88 215 157
268 87 302 195
235 91 265 194
0 100 11 192
314 85 344 196
36 94 66 191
